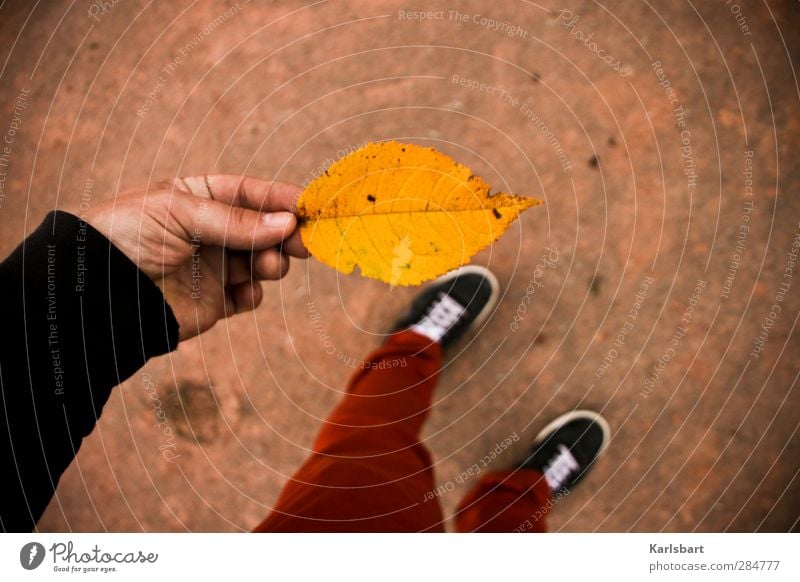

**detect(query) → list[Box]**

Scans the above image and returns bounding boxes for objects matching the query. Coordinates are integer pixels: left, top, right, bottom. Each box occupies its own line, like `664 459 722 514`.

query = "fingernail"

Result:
262 212 294 228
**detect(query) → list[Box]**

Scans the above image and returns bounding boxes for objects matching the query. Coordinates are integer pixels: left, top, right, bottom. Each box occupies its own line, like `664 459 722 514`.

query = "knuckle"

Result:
230 206 253 234
259 251 283 279
151 180 177 192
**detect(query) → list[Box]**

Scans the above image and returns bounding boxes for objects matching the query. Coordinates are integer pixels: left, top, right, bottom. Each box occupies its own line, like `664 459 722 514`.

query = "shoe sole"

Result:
432 265 500 337
532 409 611 458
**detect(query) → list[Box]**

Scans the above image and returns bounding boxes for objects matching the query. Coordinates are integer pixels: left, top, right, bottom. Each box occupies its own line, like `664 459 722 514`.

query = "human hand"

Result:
84 175 308 341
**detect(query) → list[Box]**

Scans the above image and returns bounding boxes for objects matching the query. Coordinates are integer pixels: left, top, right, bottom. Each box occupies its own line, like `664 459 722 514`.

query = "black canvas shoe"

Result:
391 266 500 348
520 410 611 496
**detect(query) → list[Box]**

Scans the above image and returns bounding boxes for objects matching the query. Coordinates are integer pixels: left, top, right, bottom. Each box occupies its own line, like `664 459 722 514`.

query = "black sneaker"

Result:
520 410 610 496
391 266 500 348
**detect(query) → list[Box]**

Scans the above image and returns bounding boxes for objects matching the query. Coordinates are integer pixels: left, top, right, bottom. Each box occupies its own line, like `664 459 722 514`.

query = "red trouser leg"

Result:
254 330 446 532
453 469 553 532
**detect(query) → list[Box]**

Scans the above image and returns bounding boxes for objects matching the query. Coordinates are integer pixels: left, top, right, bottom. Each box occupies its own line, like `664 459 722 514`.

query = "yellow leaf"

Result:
297 141 542 285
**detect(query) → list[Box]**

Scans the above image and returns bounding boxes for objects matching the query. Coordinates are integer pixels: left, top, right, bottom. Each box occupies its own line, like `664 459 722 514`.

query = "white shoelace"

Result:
410 293 466 343
542 444 580 491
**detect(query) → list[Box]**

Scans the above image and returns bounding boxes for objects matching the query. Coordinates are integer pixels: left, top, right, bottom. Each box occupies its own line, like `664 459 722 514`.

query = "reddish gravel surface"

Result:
1 0 798 532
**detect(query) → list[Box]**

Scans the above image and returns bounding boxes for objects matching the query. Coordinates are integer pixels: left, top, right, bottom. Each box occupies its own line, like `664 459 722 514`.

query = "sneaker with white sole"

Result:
520 410 611 496
391 266 500 348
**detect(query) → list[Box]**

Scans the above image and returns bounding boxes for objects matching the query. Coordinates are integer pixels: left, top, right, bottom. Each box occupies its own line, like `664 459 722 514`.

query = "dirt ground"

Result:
1 0 798 532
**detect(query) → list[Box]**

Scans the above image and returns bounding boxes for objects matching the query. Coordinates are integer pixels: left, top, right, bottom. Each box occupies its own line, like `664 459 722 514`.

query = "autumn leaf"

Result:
297 141 542 286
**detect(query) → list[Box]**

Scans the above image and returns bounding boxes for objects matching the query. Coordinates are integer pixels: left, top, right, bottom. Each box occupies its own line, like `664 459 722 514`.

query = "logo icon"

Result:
20 542 45 570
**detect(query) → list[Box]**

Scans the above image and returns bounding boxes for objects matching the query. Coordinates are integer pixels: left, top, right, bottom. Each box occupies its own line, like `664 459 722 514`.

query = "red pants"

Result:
254 331 552 532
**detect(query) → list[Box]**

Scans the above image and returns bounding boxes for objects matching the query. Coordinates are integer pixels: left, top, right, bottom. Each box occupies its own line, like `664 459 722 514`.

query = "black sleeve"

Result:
0 210 179 531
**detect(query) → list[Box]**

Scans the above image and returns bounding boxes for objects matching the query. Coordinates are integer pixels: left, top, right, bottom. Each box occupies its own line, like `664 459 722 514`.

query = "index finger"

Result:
177 174 301 213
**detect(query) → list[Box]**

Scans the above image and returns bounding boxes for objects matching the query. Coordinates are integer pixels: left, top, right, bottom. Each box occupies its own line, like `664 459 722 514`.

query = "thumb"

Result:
175 194 297 250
